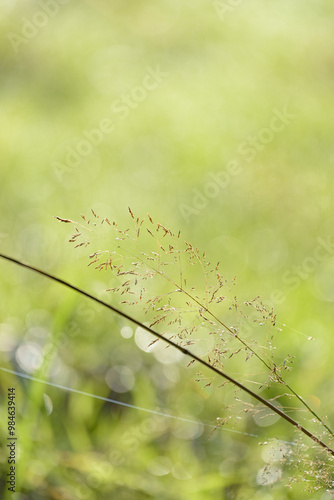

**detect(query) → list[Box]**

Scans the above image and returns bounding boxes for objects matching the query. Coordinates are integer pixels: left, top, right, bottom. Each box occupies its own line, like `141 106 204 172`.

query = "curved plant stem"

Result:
0 252 333 456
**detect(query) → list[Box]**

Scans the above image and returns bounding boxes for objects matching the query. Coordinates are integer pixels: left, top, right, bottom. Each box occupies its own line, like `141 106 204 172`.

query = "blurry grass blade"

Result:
0 366 257 437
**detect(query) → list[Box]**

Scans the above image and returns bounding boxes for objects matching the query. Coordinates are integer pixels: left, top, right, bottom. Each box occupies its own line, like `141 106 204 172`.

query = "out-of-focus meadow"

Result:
1 1 334 498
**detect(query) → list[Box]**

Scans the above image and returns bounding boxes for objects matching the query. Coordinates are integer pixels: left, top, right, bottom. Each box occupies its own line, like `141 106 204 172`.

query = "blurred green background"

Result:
1 1 334 498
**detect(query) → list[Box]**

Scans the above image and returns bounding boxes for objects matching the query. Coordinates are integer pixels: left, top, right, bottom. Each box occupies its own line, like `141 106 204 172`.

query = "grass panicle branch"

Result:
60 209 334 438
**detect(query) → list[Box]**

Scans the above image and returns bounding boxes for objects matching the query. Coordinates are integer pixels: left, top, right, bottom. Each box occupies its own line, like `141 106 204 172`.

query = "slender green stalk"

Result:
0 252 333 456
